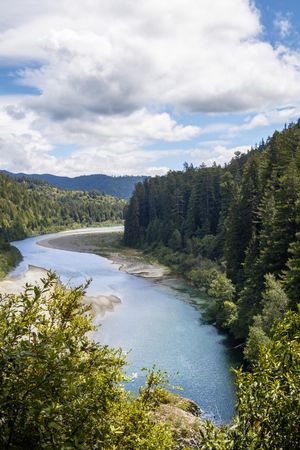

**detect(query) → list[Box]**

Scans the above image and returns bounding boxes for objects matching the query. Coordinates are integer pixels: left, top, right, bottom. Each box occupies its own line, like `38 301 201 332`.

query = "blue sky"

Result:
0 0 300 176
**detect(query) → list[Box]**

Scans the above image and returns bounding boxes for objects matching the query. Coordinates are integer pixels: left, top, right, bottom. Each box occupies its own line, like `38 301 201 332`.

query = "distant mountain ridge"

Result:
1 171 147 199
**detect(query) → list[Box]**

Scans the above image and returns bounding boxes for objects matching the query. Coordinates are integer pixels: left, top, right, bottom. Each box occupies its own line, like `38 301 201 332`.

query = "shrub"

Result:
0 273 173 449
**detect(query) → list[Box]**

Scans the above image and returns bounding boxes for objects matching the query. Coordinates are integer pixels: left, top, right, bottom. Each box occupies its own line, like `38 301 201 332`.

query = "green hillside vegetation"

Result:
124 121 300 365
0 173 125 278
0 245 22 279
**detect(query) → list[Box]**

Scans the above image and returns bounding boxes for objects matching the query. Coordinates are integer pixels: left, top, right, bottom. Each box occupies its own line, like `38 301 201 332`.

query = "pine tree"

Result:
283 194 300 307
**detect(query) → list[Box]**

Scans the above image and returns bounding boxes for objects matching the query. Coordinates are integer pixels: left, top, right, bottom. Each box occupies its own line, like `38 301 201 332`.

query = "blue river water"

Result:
9 229 239 423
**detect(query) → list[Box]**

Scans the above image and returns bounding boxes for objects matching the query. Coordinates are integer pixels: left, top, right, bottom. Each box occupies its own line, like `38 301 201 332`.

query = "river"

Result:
5 227 239 423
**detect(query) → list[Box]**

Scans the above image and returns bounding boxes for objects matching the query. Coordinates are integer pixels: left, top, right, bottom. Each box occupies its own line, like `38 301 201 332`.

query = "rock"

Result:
153 392 206 449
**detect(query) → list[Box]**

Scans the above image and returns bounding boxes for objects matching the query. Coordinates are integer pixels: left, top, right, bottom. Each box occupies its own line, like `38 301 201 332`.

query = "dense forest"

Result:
125 121 300 363
2 171 147 199
0 173 125 277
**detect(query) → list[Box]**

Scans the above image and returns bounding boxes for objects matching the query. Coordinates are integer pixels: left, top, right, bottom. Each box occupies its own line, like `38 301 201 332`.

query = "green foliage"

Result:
188 268 209 289
224 154 261 287
284 231 300 308
216 300 238 330
200 308 300 449
243 316 271 363
205 274 237 329
244 274 289 364
0 274 173 449
168 229 182 251
124 166 223 248
284 196 300 307
144 244 199 276
260 274 289 330
208 273 235 302
197 235 219 259
0 246 22 280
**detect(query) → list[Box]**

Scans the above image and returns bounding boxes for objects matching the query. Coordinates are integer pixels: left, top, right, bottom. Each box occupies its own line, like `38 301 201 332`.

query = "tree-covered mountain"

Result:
124 121 300 362
1 171 147 199
0 174 125 242
0 173 125 277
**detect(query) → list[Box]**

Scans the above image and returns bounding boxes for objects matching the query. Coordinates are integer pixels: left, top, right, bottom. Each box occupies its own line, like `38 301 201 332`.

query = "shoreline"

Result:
37 232 170 279
0 265 49 295
0 263 121 317
0 228 169 316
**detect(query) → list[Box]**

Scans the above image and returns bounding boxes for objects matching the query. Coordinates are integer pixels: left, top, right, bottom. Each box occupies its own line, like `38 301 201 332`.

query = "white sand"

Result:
0 265 49 295
111 252 168 278
0 264 121 316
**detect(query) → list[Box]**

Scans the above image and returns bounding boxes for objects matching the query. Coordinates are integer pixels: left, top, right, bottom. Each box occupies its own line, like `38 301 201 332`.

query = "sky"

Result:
0 0 300 177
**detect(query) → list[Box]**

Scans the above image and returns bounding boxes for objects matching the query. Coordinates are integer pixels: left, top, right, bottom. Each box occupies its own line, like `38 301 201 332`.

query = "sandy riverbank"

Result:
0 264 121 316
0 265 49 295
0 228 168 316
38 233 169 279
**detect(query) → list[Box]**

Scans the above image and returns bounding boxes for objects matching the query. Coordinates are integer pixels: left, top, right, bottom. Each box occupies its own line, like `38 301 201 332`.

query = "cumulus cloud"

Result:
3 0 300 117
189 144 250 167
0 102 190 175
0 103 54 172
31 108 201 147
0 0 300 175
228 106 300 134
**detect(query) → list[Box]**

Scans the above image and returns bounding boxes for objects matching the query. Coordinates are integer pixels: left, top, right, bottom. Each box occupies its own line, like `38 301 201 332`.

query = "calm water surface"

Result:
10 229 240 423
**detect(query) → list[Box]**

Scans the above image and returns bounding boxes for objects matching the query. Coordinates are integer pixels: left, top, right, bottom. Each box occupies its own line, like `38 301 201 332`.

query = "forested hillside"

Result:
2 171 147 199
0 173 125 277
125 121 300 362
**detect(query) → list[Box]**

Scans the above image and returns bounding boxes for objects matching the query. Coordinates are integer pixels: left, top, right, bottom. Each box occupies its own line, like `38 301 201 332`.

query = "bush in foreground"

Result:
0 273 173 449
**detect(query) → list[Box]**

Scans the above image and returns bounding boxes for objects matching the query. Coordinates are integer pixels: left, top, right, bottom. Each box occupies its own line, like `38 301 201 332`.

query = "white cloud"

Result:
0 1 300 175
29 108 201 150
228 106 300 134
0 102 55 173
2 0 300 116
144 166 169 176
189 144 250 167
0 102 190 175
